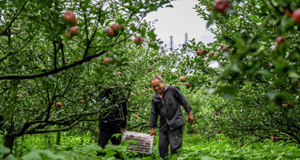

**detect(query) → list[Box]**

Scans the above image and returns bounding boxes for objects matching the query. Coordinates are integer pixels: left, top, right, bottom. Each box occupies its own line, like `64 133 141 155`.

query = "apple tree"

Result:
0 0 173 157
189 0 300 144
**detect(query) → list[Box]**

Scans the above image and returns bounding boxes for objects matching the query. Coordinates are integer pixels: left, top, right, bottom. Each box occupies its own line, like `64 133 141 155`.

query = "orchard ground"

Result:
0 130 299 160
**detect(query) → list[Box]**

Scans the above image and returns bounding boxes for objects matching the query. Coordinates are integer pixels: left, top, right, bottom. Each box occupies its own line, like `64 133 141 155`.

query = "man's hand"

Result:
121 128 126 133
150 127 155 136
188 112 194 124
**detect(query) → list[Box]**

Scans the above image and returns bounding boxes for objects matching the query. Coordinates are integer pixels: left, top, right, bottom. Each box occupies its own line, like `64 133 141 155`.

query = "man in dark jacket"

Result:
149 76 193 159
98 87 128 150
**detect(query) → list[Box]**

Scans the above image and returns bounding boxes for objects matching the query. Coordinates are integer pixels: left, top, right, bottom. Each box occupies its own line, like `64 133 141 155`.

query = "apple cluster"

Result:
179 76 191 88
64 11 80 38
106 23 125 37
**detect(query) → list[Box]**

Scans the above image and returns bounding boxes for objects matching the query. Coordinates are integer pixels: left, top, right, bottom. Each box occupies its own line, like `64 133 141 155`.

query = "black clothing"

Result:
159 125 183 159
97 129 122 158
98 129 122 148
98 91 128 132
150 85 192 132
98 88 128 149
150 85 191 159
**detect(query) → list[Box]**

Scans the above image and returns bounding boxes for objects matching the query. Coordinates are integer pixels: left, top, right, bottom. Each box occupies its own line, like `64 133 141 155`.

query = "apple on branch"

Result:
214 0 232 14
292 9 300 23
179 76 186 82
276 36 285 45
106 28 114 37
196 49 206 56
185 82 191 88
110 23 120 35
104 57 112 65
56 102 62 108
134 36 144 45
70 26 80 35
63 10 77 25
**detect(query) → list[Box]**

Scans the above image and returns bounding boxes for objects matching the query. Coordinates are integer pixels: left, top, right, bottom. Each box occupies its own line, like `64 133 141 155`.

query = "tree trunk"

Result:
3 135 15 159
56 131 61 145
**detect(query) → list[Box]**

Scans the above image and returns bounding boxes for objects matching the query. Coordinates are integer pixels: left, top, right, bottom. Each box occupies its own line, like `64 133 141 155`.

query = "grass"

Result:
1 131 300 160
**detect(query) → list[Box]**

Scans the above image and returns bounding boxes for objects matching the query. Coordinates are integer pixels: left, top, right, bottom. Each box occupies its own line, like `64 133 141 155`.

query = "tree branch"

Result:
0 50 106 80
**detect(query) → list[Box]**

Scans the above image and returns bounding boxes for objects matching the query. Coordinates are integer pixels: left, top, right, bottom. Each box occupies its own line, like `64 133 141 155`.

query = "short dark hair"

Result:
150 75 163 85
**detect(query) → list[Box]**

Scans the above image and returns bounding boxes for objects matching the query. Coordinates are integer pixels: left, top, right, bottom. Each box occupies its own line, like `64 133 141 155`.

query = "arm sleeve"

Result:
121 95 128 128
150 98 159 128
172 86 192 113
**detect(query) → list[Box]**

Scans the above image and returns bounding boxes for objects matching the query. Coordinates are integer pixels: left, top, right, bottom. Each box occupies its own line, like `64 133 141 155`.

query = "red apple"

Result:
221 45 229 52
241 143 244 147
214 0 232 14
56 102 62 108
106 28 114 37
110 23 120 32
185 82 191 88
118 72 122 76
179 76 186 82
208 52 214 57
286 103 293 108
292 9 300 22
79 100 84 104
104 57 112 65
65 31 72 38
276 36 285 45
196 49 206 55
134 36 144 45
148 67 152 72
220 110 223 114
70 26 80 35
214 111 218 115
61 41 65 45
276 130 280 133
248 3 252 7
120 24 125 30
63 11 77 25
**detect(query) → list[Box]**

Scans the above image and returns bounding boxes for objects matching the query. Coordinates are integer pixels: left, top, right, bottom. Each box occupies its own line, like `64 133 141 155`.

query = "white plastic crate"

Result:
121 131 154 154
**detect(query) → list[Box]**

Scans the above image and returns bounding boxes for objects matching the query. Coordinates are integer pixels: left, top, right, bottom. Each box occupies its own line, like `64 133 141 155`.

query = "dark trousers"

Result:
98 128 121 148
159 125 183 159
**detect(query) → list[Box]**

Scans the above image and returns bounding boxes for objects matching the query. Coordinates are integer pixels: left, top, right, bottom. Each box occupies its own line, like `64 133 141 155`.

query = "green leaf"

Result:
147 29 156 40
288 70 300 78
4 154 17 160
0 147 10 154
201 156 216 160
166 4 173 8
22 150 41 160
214 86 238 99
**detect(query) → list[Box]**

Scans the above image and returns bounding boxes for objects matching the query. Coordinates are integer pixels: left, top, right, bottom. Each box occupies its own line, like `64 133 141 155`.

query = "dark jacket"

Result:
99 89 128 131
150 85 192 131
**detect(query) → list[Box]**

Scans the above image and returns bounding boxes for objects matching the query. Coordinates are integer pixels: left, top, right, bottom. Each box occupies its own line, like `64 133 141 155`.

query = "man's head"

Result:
150 76 164 95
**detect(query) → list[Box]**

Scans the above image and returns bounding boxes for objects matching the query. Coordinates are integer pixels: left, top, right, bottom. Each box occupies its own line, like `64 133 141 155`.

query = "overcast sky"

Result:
144 0 216 49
